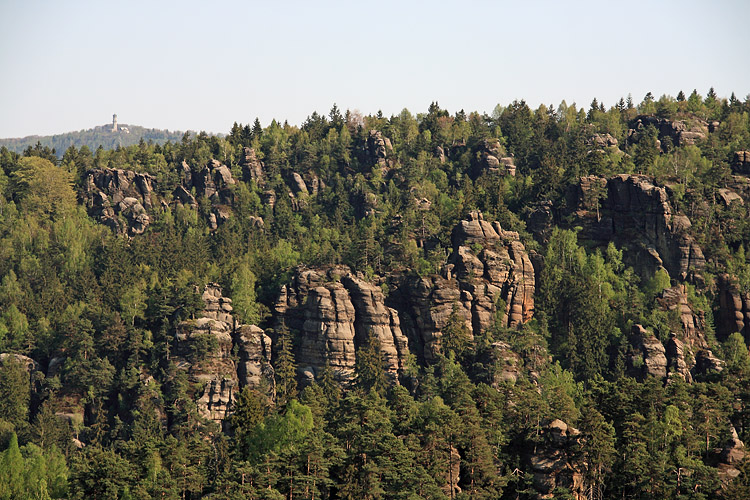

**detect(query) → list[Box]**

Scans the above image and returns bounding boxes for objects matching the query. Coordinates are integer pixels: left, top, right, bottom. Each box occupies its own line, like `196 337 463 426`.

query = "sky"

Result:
1 0 749 138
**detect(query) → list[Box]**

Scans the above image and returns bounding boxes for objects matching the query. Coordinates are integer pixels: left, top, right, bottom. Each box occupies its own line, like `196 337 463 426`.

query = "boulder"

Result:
291 172 309 195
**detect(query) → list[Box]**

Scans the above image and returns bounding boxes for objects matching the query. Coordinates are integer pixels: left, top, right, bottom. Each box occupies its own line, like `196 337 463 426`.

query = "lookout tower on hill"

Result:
112 114 118 132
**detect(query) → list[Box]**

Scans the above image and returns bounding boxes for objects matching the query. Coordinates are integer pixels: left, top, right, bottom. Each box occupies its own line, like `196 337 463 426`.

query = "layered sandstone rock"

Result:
194 159 235 204
85 168 156 235
174 284 274 426
627 115 708 150
392 211 535 363
717 273 750 342
529 419 586 500
240 147 264 186
366 130 393 166
274 266 409 384
627 324 668 379
567 174 705 280
731 150 750 175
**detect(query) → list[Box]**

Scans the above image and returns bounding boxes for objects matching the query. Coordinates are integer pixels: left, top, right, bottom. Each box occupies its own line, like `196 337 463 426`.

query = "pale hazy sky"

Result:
1 0 749 138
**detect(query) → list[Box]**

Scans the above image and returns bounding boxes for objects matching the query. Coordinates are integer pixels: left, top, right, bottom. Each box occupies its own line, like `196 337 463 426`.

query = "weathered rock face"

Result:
588 132 618 150
477 138 515 176
235 325 275 397
240 147 264 186
85 168 156 235
274 266 410 385
450 211 535 329
665 333 693 383
717 427 746 482
627 324 668 379
627 115 708 150
717 273 750 342
567 175 705 280
656 285 724 379
366 130 392 165
174 284 274 426
529 419 586 500
732 150 750 175
291 172 308 195
194 159 235 204
392 211 535 363
490 341 523 386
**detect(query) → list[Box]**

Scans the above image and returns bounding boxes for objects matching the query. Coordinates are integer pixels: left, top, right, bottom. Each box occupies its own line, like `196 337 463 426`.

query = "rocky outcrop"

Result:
235 325 275 397
366 130 393 166
174 284 274 426
194 159 235 204
450 211 535 329
240 147 264 185
173 185 197 207
717 273 750 342
490 341 523 385
627 325 667 379
665 333 693 383
627 115 708 150
291 172 308 195
392 211 535 363
478 138 515 176
274 266 410 385
567 175 705 280
656 285 724 379
732 150 750 175
529 419 586 500
588 132 618 150
717 427 746 482
85 168 156 235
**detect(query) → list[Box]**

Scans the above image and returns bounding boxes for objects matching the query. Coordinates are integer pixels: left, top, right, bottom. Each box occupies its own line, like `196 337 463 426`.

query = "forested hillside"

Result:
0 123 187 156
1 90 750 499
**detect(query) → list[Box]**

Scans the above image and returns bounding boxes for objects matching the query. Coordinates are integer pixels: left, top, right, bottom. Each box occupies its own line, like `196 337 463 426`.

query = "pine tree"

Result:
275 323 298 407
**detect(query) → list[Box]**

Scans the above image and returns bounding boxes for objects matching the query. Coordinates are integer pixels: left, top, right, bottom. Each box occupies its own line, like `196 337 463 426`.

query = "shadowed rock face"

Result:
717 273 750 343
566 174 705 280
529 419 586 500
274 266 409 385
240 147 264 186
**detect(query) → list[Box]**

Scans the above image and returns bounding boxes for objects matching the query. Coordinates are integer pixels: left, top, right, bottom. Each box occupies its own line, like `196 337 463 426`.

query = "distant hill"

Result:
0 122 189 156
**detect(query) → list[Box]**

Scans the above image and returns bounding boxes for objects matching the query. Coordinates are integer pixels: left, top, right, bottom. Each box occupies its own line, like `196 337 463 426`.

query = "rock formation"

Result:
274 266 409 385
567 174 705 280
366 130 393 166
732 150 750 175
391 211 535 363
717 273 750 342
656 285 724 378
478 138 515 176
84 168 156 235
717 427 746 483
174 284 274 427
194 159 235 204
627 115 708 150
240 147 264 185
529 419 586 500
627 324 668 379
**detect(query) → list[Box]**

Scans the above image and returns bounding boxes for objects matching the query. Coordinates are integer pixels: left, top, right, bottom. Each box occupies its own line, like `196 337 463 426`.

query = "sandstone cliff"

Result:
274 266 409 385
566 174 705 280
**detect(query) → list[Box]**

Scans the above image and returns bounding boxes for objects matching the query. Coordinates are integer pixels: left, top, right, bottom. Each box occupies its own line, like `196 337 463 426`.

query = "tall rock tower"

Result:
112 114 118 132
